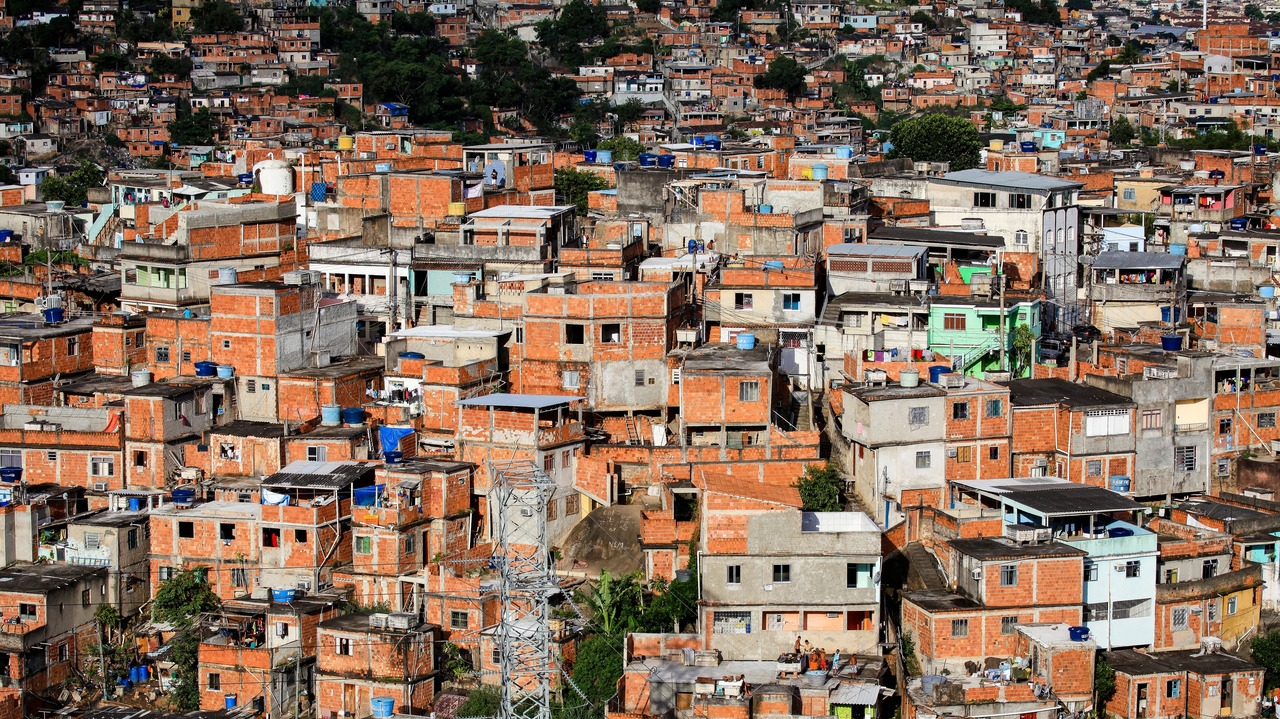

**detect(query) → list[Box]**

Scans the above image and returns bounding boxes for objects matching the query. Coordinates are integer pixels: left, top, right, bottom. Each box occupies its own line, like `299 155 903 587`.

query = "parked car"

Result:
1072 324 1102 343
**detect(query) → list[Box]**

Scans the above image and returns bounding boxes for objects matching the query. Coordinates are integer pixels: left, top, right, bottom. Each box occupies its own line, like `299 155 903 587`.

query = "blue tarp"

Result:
379 426 414 457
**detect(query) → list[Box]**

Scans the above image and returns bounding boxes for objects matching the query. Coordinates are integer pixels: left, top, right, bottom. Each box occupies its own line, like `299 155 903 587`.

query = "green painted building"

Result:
927 297 1041 378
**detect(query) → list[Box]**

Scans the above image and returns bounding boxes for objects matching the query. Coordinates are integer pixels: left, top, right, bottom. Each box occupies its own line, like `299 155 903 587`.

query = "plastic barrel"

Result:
194 361 217 377
271 588 296 603
371 697 395 718
657 154 675 168
900 369 920 387
735 333 756 350
1161 334 1183 352
0 230 14 241
583 150 597 163
385 450 403 464
341 407 366 425
0 467 21 483
836 145 854 159
1068 626 1089 641
138 665 148 682
811 164 829 180
929 365 948 384
42 307 64 324
321 405 342 426
128 497 143 512
338 135 354 150
691 137 705 148
216 365 234 378
638 153 656 167
225 694 236 709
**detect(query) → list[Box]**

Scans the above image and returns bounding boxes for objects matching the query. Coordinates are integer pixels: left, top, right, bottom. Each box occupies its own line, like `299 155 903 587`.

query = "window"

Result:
18 604 35 621
514 327 524 344
355 536 372 554
1123 187 1137 201
1014 229 1028 245
1001 616 1019 635
1085 409 1130 436
231 568 247 587
178 521 194 538
985 399 1003 417
909 407 929 426
1218 458 1231 477
951 618 969 637
739 381 760 402
1087 459 1102 477
1219 417 1233 435
336 637 352 655
953 402 970 420
450 611 469 630
726 565 741 585
734 292 753 310
591 271 616 281
916 451 931 468
58 643 67 662
712 611 751 634
1203 558 1218 579
263 528 280 548
221 340 231 350
1209 600 1219 621
46 451 56 462
0 450 18 469
565 324 585 344
1125 560 1141 578
1000 564 1018 586
306 446 327 462
127 529 137 550
847 563 873 588
943 313 966 331
159 566 173 581
1176 445 1198 471
1009 193 1032 209
1172 608 1189 631
66 337 77 356
182 351 191 363
85 533 100 549
1142 409 1163 430
276 622 290 639
989 446 1000 460
1085 564 1098 582
492 646 501 665
601 323 621 343
1167 679 1182 698
782 293 801 311
295 529 308 543
133 450 147 468
772 564 791 583
634 370 645 387
973 191 997 207
956 446 972 463
155 346 170 363
1166 568 1179 584
246 380 256 394
1228 596 1239 615
208 674 221 691
543 454 554 472
1261 412 1277 429
562 370 580 389
219 523 235 541
405 536 415 553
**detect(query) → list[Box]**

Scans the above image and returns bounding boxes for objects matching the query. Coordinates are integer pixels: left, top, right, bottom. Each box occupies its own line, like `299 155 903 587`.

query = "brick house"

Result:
0 315 96 406
1008 378 1136 486
122 379 218 489
148 497 261 601
314 613 437 718
1102 647 1264 719
0 405 125 493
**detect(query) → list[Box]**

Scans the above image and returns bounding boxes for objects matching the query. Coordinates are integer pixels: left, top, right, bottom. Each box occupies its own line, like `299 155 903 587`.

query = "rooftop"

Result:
1102 648 1261 677
454 394 583 410
868 226 1006 248
937 169 1084 192
1007 378 1134 409
1092 251 1186 270
263 461 373 490
0 562 106 593
950 536 1088 561
952 477 1147 516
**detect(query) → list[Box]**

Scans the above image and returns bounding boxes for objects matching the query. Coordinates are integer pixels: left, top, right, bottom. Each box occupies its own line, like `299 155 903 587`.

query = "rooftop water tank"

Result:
253 158 294 195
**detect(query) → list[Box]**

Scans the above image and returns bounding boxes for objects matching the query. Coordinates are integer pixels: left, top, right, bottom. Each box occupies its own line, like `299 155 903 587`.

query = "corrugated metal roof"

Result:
454 394 583 410
1092 251 1186 270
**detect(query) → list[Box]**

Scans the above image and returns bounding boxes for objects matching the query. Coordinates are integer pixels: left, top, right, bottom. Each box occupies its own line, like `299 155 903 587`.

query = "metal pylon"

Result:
490 460 559 719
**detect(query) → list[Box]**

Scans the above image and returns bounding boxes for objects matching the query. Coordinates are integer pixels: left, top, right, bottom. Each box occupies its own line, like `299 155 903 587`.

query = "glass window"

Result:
1001 616 1019 635
1086 409 1130 436
739 381 760 402
1260 412 1277 429
909 407 928 425
601 323 621 343
1176 446 1198 471
973 192 996 207
562 370 580 389
1085 564 1098 582
1142 409 1162 429
1009 193 1032 209
1001 565 1018 586
1228 596 1238 615
915 451 931 468
783 293 801 311
355 536 372 554
951 618 969 637
1167 679 1181 698
1126 560 1141 578
943 313 966 330
734 293 753 310
772 564 791 582
726 565 741 585
565 324 584 344
985 399 1002 417
953 402 970 420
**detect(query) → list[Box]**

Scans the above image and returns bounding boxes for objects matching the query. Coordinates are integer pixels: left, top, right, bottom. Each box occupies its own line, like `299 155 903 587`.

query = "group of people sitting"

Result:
794 637 837 672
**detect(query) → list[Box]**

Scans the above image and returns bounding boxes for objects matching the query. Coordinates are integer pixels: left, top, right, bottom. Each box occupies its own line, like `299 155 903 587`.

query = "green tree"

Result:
555 167 609 216
909 10 937 29
636 0 660 12
438 641 472 682
886 114 982 170
1004 0 1060 24
1086 60 1112 82
168 104 217 146
390 11 437 35
1116 41 1144 64
573 633 625 705
1246 3 1264 19
612 97 647 132
153 568 220 711
636 576 697 633
1095 659 1117 709
1065 0 1092 8
90 51 130 72
1251 630 1280 690
191 0 243 34
754 56 808 100
150 54 194 80
794 461 845 512
39 160 102 207
583 571 641 638
1110 114 1136 146
458 686 501 718
1010 324 1036 378
597 136 646 162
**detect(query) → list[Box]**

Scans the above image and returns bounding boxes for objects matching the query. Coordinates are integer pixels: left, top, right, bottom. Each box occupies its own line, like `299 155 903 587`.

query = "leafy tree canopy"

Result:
555 167 610 216
794 461 845 512
39 160 103 207
753 56 808 100
191 0 243 34
886 114 982 170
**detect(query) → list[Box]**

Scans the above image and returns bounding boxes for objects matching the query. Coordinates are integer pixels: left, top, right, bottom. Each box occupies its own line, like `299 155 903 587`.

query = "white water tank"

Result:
253 159 294 195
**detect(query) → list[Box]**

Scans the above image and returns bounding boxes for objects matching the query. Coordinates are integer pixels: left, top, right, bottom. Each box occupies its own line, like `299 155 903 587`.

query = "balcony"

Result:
1174 422 1208 433
537 421 586 448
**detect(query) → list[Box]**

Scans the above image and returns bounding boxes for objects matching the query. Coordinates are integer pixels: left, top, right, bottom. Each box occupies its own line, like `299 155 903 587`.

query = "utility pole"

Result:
388 248 398 333
998 255 1007 372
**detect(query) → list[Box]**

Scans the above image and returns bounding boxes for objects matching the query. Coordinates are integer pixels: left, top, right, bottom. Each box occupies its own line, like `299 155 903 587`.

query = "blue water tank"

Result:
583 150 597 163
811 164 829 180
225 694 237 709
341 407 366 425
321 405 342 425
385 450 403 464
836 145 854 159
757 204 773 214
736 332 756 350
1110 476 1131 493
705 138 722 150
929 365 948 384
194 361 217 377
272 588 296 603
763 260 785 270
1231 217 1249 231
1021 141 1037 153
42 307 64 324
638 153 657 167
596 150 613 164
171 488 196 507
128 497 143 512
372 697 396 719
0 467 21 483
0 230 14 242
1168 243 1188 256
657 154 675 168
691 137 705 147
687 239 699 254
1068 626 1090 641
237 173 254 185
1161 334 1183 352
1257 144 1269 155
398 352 426 360
216 365 235 378
1108 527 1135 538
1262 286 1277 299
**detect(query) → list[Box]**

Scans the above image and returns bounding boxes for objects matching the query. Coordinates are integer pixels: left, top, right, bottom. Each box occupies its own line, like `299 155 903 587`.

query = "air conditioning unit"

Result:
970 568 982 580
520 508 533 517
946 448 959 458
1114 564 1127 572
93 481 108 492
1033 458 1048 468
